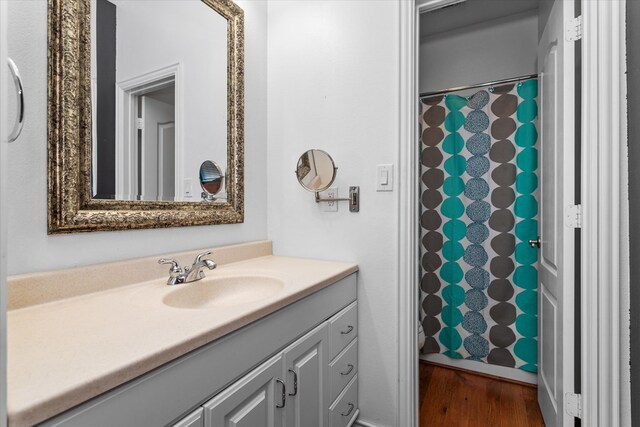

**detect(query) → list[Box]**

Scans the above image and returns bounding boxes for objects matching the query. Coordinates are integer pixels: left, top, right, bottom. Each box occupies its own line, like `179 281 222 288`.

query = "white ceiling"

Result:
420 0 541 39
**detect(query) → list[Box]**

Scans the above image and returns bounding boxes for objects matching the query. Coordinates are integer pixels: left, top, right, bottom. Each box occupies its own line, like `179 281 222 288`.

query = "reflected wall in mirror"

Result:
48 0 244 233
91 0 227 202
295 149 337 192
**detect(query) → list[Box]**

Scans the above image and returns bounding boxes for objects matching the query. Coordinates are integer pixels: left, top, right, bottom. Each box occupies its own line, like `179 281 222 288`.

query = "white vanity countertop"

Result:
7 251 357 427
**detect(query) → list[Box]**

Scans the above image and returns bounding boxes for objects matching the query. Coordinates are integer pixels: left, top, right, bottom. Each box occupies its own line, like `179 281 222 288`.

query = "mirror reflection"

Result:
295 150 337 192
90 0 228 201
200 160 225 201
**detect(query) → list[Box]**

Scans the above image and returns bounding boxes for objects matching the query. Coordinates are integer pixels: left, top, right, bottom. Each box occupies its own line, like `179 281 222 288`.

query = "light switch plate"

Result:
183 178 193 198
377 164 394 191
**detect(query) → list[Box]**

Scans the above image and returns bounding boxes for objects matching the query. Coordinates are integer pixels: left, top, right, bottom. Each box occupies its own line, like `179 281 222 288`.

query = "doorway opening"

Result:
415 0 578 425
132 81 176 201
115 67 181 201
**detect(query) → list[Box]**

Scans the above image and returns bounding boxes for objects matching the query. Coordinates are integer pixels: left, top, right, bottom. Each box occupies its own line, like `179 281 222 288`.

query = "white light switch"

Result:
183 178 193 198
377 164 394 191
380 169 389 185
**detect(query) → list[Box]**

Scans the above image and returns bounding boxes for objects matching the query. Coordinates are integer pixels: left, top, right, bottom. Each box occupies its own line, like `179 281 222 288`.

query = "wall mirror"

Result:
48 0 244 233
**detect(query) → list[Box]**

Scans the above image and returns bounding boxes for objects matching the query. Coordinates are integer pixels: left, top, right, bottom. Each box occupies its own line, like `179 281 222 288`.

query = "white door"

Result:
158 122 176 201
140 94 174 200
537 0 576 425
203 354 285 427
283 323 328 427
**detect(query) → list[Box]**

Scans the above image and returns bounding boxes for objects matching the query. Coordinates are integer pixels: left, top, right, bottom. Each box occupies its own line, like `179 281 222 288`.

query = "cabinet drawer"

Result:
172 408 203 427
329 301 357 360
328 374 358 427
329 338 357 403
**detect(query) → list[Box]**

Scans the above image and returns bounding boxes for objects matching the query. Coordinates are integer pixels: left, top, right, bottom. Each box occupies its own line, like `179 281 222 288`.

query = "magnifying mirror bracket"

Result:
314 186 360 213
294 149 359 213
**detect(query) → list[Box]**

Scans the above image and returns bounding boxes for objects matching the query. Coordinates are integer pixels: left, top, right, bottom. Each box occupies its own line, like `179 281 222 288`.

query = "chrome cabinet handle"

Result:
275 378 286 408
528 237 541 248
340 325 354 335
287 369 298 396
7 58 24 143
340 364 354 376
341 403 355 417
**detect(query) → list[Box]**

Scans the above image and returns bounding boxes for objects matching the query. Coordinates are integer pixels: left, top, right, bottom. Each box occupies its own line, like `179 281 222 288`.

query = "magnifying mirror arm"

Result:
314 193 348 203
314 186 360 213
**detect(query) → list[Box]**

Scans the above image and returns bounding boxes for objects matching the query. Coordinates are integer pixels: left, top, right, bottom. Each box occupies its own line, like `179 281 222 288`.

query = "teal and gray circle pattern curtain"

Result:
419 79 539 373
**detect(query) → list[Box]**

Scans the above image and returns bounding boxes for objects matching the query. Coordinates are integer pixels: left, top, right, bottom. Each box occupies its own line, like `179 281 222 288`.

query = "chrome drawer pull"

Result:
340 325 354 335
288 369 298 396
340 364 354 376
341 403 355 417
275 378 286 408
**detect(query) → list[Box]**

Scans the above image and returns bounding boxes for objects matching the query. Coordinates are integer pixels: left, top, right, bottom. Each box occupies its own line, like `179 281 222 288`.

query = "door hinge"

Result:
566 204 582 229
136 118 144 130
565 392 582 418
566 16 583 42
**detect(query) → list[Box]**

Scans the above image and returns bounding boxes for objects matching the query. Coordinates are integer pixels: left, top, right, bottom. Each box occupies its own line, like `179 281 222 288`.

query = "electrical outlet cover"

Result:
320 187 338 212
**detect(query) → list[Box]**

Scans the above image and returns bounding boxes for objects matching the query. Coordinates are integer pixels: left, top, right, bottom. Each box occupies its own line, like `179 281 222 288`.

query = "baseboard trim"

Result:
420 359 537 389
420 353 537 385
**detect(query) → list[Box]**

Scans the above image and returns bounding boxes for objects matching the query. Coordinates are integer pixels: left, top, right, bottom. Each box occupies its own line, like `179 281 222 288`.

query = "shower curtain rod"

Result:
419 73 539 99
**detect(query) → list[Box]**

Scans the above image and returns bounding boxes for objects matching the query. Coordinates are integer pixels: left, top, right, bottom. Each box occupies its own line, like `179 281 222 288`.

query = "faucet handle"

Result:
193 251 213 264
158 258 181 273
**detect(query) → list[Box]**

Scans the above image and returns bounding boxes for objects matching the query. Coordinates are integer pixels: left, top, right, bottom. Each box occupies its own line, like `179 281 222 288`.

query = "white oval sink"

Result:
163 275 285 309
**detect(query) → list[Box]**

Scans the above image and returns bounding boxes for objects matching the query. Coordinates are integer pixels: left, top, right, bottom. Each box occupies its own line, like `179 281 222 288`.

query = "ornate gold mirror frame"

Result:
47 0 244 234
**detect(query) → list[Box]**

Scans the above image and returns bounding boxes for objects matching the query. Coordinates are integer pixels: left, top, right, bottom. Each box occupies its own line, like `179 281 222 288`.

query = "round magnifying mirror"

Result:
295 149 337 192
199 160 225 201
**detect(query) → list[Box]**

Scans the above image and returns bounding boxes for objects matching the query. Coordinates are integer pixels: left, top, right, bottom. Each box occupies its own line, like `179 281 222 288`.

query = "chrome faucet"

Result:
158 251 217 286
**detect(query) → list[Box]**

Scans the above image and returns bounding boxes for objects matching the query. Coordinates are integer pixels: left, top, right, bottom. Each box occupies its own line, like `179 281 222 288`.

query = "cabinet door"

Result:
172 408 203 427
283 323 329 427
203 354 285 427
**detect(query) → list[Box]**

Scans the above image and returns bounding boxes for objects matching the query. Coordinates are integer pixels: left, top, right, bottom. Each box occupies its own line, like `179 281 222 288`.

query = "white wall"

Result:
419 10 538 94
6 0 268 275
266 1 400 425
111 0 228 200
0 2 8 425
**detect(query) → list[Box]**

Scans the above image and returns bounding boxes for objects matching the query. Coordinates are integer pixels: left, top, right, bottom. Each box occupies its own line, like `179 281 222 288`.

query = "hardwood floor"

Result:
419 361 545 427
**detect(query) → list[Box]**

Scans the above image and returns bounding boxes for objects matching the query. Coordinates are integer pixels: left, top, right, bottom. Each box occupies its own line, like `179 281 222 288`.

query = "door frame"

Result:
580 1 628 424
115 63 183 200
396 0 419 425
396 0 629 426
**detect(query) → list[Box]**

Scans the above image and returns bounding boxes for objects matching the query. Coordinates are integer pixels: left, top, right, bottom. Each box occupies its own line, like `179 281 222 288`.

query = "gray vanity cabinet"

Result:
283 323 329 427
172 408 204 427
196 304 357 427
41 274 357 427
203 354 284 427
201 323 329 427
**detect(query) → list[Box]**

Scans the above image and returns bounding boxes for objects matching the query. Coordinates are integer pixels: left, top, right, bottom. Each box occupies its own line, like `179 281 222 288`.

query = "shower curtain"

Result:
419 79 539 373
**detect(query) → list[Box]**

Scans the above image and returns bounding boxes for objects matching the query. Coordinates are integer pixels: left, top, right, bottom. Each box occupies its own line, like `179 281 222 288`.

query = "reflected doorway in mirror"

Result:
111 68 180 202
